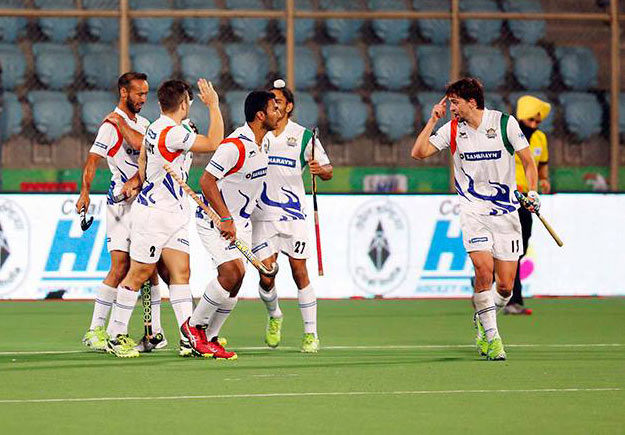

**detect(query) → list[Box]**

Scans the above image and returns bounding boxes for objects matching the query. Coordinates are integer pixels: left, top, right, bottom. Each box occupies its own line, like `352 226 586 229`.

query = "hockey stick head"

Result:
259 261 279 278
79 208 94 231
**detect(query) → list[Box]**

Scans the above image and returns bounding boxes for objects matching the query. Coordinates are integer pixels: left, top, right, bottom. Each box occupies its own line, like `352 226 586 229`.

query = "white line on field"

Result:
0 388 621 404
1 343 624 356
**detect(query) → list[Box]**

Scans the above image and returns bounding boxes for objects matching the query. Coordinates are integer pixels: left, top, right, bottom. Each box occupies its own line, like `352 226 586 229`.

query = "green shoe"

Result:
82 326 109 352
487 337 507 361
473 313 488 357
301 333 319 353
265 316 283 348
107 334 140 358
179 339 193 357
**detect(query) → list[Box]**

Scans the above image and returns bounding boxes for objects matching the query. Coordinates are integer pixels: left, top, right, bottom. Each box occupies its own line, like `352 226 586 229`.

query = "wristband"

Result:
220 216 233 222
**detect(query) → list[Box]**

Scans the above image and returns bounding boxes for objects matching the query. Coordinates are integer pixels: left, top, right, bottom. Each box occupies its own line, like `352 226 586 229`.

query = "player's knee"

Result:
218 263 245 292
259 276 275 291
474 263 494 280
496 283 513 296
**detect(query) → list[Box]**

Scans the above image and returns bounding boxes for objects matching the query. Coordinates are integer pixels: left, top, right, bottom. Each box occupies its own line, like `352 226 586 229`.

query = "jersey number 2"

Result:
149 246 156 257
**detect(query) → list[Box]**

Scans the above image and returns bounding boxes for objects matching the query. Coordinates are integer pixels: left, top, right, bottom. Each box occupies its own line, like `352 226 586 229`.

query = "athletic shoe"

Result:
265 316 283 348
487 338 507 361
301 333 319 353
207 337 238 360
82 326 109 351
180 318 214 357
179 338 193 357
134 333 168 353
473 313 488 357
107 334 140 358
504 303 533 315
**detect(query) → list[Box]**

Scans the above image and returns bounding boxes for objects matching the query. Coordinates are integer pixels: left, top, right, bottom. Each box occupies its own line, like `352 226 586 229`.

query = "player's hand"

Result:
309 159 323 175
219 219 236 241
121 178 140 201
526 190 541 213
105 112 124 126
76 191 90 214
197 79 219 109
539 179 551 194
431 96 447 122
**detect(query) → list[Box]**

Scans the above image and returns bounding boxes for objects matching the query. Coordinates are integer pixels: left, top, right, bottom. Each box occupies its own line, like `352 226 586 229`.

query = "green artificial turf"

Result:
1 299 623 434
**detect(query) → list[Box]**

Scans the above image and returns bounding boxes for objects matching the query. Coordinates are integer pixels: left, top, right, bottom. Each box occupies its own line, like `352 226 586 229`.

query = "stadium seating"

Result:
224 44 270 89
0 0 26 42
141 92 160 122
275 0 315 43
415 46 450 90
555 46 599 90
84 0 119 42
322 92 368 141
368 45 413 91
0 44 26 90
76 91 117 135
177 44 222 86
508 92 554 134
80 44 120 90
370 92 415 141
35 0 78 42
414 0 450 45
130 0 173 43
460 0 502 44
176 0 220 43
27 91 73 141
463 45 505 89
509 45 552 90
1 92 23 139
225 90 249 128
502 0 546 44
294 92 319 129
320 0 364 44
226 0 268 42
33 43 76 90
417 92 450 124
321 45 365 91
558 92 602 141
485 92 506 112
368 0 410 44
274 45 317 90
130 45 173 89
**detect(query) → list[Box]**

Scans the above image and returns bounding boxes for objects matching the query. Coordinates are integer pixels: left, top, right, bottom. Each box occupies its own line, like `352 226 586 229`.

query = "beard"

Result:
124 98 142 114
519 122 537 140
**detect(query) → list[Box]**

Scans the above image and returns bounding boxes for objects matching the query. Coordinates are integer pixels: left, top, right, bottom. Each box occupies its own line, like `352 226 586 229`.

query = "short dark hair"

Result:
445 77 484 109
157 79 193 113
244 91 275 123
269 86 294 118
118 72 148 93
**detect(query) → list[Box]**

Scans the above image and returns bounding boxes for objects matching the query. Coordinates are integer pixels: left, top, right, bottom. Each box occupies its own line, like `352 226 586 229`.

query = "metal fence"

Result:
0 0 623 192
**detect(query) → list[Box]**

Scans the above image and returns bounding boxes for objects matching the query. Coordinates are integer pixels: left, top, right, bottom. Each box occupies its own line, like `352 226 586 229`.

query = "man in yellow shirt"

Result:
505 95 551 315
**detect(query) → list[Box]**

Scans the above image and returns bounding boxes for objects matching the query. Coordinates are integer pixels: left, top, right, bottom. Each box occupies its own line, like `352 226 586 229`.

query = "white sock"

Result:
89 284 116 330
106 286 138 338
150 284 162 334
474 290 499 342
493 289 512 314
298 284 317 336
258 285 283 318
189 279 230 327
169 284 193 339
207 296 238 339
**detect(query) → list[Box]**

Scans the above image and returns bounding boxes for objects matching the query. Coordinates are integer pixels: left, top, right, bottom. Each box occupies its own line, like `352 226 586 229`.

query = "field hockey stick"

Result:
163 164 279 277
514 190 564 247
310 128 324 276
79 207 93 231
137 280 163 353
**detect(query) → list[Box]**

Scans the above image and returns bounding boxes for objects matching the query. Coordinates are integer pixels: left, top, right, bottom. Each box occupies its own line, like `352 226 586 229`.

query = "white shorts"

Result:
251 220 309 260
460 211 522 262
106 203 132 252
196 218 252 267
129 205 190 264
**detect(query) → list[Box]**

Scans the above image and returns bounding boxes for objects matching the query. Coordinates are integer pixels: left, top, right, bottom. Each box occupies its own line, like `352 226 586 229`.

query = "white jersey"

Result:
198 123 268 223
252 119 330 222
88 107 150 204
430 108 529 216
137 114 197 216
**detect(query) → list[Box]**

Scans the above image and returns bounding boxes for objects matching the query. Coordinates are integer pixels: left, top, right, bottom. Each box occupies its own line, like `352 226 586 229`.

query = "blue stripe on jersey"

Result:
125 159 139 169
209 160 224 172
238 134 252 143
137 182 154 206
259 182 305 220
94 142 108 150
118 167 129 183
462 169 516 215
268 156 296 168
252 242 268 253
163 173 178 200
238 190 251 219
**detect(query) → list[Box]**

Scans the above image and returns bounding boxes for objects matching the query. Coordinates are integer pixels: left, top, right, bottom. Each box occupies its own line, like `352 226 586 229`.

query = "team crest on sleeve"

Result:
286 137 297 147
485 128 497 139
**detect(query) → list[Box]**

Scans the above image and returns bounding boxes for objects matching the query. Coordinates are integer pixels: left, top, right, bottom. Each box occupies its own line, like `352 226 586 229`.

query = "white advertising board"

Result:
0 194 623 299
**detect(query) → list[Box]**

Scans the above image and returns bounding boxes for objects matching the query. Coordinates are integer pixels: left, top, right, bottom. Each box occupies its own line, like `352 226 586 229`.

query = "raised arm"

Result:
411 96 447 160
189 79 225 153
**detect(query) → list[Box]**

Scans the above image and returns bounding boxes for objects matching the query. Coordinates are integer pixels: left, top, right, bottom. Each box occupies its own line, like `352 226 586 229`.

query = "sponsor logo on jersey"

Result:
268 156 296 168
459 150 502 161
458 131 468 139
469 237 489 243
287 137 298 147
348 200 409 296
247 167 268 179
485 127 497 139
0 199 29 297
147 129 157 140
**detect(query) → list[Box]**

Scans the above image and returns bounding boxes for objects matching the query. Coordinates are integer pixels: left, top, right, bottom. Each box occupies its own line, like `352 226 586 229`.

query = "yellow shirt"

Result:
515 129 548 192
